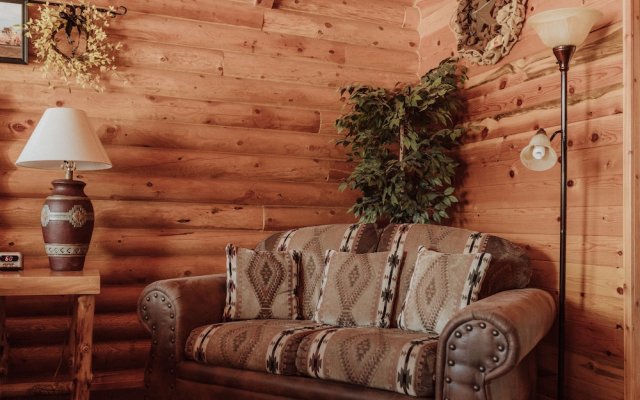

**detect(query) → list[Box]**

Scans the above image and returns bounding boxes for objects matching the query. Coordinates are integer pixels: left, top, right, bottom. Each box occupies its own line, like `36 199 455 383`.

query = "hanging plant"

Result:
25 1 123 91
336 58 467 224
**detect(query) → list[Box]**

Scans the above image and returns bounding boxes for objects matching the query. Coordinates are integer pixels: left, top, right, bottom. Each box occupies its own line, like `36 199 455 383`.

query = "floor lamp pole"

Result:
553 44 575 400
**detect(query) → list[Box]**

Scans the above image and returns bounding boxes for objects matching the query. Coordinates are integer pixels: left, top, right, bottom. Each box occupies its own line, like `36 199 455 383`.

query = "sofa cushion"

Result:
185 320 329 375
397 248 493 333
224 244 301 321
377 224 530 325
255 224 380 320
296 327 438 397
314 251 400 328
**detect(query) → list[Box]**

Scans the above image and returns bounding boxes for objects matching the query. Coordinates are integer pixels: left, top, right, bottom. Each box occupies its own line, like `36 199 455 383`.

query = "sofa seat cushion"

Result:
185 320 329 375
296 327 439 397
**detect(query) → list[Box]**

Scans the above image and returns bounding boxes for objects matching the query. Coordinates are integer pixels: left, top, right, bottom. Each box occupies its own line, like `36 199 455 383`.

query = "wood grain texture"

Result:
0 0 416 395
417 0 626 398
622 0 640 397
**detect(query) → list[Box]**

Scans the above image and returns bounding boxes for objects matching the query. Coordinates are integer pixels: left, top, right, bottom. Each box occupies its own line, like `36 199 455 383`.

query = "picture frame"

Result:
0 0 27 64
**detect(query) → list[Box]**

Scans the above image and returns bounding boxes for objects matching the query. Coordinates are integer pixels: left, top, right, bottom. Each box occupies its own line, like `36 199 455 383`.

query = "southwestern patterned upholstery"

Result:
377 224 531 326
314 251 400 328
185 320 329 375
397 248 492 333
296 327 439 397
256 224 379 320
139 223 554 400
223 244 301 321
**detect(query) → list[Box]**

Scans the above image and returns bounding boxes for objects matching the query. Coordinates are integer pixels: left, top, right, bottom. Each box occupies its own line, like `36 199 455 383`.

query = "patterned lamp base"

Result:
41 179 95 271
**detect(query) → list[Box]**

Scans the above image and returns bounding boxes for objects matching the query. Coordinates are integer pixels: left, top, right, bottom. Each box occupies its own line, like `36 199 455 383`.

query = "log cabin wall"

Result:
416 0 624 399
0 0 419 397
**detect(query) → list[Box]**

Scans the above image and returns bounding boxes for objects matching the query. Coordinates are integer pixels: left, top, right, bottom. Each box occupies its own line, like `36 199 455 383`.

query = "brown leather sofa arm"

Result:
435 288 556 400
137 274 227 400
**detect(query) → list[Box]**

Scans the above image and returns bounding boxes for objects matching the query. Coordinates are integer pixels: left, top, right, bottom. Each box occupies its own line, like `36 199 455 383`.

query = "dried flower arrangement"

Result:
25 1 123 91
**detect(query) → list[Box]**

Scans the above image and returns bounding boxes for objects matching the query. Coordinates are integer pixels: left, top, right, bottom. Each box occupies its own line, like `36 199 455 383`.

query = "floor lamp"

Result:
520 8 602 400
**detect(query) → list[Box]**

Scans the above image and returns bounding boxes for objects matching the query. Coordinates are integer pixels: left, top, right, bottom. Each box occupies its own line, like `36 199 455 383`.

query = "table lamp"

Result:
520 7 602 400
15 108 111 271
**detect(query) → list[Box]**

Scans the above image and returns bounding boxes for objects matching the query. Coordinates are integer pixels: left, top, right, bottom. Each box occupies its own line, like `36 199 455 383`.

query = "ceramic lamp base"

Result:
41 179 95 271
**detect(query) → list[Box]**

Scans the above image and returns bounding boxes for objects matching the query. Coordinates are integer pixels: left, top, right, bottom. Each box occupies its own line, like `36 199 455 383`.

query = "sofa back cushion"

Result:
377 224 530 325
255 224 380 320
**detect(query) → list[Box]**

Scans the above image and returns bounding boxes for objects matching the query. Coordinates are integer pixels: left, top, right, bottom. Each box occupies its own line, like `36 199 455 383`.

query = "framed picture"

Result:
0 0 27 64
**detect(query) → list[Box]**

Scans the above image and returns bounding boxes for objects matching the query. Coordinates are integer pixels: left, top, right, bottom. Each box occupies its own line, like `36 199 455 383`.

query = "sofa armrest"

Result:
435 288 555 400
137 274 226 400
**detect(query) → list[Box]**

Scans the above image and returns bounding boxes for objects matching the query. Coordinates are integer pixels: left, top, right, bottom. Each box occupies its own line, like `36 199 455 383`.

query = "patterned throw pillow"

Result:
397 247 493 333
224 244 301 321
313 250 400 328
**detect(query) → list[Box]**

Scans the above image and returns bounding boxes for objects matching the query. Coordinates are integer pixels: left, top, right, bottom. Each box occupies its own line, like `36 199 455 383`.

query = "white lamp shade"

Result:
520 131 557 171
15 108 112 170
528 8 603 48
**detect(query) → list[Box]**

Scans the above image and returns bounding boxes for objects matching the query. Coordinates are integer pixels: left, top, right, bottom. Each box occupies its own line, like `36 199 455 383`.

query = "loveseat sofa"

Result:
138 223 555 400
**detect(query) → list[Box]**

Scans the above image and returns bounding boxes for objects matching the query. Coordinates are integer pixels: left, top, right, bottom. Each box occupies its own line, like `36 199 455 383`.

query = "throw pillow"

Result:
397 247 493 333
314 250 400 328
223 244 301 321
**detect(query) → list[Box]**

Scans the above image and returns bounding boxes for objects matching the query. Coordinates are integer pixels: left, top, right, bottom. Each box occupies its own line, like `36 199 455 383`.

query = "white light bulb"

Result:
532 145 546 160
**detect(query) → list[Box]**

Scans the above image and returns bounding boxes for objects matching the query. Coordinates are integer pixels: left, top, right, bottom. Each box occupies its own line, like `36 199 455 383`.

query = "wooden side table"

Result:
0 269 100 400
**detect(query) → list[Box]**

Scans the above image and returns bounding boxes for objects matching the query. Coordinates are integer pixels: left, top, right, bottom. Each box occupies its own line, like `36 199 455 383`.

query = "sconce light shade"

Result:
528 8 603 48
15 108 111 171
520 129 557 171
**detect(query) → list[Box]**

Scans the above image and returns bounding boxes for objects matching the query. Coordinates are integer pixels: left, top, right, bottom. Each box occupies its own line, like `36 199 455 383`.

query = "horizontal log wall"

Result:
0 0 418 397
416 0 624 399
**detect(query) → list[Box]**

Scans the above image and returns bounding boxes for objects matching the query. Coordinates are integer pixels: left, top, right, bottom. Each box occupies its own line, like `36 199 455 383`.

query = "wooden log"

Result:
0 64 344 113
536 343 624 395
0 227 271 257
463 26 622 96
489 233 622 267
275 0 406 26
263 206 355 230
458 175 622 209
254 0 274 8
465 53 623 122
5 312 147 346
345 45 418 74
116 38 224 75
69 295 95 400
460 113 622 159
0 110 345 160
451 205 622 237
1 170 358 207
464 87 623 145
0 81 323 133
92 0 265 29
223 51 417 88
109 11 348 64
2 140 350 183
530 260 624 299
456 145 622 188
262 8 419 51
7 339 149 377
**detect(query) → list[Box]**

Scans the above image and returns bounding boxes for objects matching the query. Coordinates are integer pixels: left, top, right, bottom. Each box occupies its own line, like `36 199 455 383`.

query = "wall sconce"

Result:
15 108 111 271
521 7 602 400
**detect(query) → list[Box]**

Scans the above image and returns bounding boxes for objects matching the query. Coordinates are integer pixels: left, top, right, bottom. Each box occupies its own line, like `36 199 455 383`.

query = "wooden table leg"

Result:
69 294 95 400
0 296 8 383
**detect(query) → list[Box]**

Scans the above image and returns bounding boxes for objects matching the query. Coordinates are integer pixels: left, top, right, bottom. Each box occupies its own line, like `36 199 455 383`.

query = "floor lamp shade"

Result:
527 8 603 48
15 108 112 271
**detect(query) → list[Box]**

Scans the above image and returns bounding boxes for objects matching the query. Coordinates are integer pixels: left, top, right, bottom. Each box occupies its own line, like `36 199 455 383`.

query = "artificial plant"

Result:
336 58 466 224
